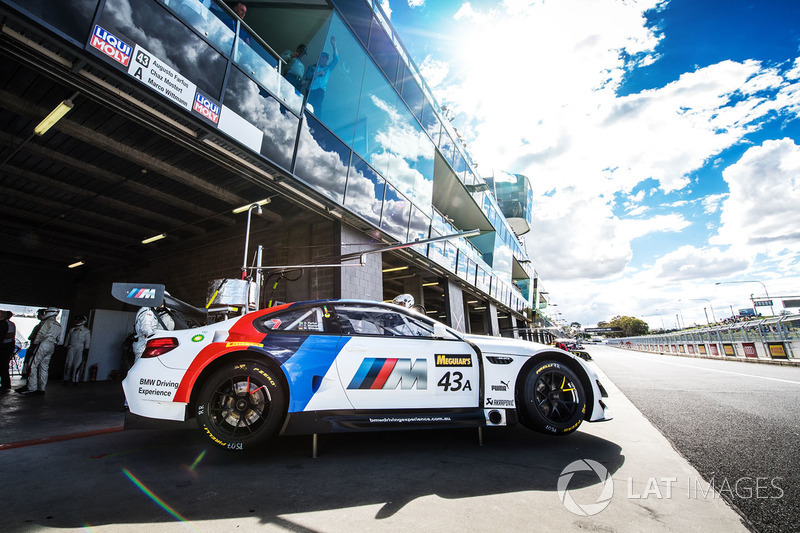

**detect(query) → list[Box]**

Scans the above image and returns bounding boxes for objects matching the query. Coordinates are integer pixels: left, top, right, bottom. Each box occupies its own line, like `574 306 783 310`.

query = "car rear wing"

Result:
111 282 209 327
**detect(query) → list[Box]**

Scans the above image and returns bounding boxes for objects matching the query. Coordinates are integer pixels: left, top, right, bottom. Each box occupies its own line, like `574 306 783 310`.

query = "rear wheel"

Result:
520 361 586 435
196 360 285 451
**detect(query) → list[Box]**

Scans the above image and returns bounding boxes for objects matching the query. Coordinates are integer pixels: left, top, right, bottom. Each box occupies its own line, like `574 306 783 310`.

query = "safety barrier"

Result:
609 315 800 361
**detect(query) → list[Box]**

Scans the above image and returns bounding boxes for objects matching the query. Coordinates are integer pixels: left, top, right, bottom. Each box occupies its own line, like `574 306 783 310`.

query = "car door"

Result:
332 303 479 410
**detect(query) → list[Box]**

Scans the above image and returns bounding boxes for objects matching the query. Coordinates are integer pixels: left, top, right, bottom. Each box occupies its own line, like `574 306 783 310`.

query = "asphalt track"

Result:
590 345 800 533
0 351 755 532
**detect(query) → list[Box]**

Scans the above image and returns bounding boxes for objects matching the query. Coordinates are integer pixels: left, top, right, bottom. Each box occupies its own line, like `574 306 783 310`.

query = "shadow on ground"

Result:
2 422 623 529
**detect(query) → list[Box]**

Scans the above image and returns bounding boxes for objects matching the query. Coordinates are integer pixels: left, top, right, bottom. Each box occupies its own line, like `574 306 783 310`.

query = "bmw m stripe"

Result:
348 358 398 389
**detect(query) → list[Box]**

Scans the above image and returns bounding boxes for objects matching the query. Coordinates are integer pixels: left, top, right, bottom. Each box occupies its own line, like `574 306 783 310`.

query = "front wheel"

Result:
196 360 286 451
520 361 586 435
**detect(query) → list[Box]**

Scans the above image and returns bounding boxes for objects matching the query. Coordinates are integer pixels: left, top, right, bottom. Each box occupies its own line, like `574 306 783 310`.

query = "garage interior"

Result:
1 8 501 381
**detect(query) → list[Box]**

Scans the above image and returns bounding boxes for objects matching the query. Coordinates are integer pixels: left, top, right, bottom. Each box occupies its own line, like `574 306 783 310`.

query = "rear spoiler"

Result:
111 283 208 324
111 283 165 307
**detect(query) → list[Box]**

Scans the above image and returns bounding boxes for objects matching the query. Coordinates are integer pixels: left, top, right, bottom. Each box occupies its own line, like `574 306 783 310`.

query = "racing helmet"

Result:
392 294 414 308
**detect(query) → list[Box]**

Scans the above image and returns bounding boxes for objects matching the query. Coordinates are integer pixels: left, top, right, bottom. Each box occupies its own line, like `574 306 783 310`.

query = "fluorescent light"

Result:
422 282 439 287
142 233 166 244
67 261 84 269
382 266 409 273
34 100 73 135
467 300 478 304
232 198 271 214
475 306 486 310
426 310 437 314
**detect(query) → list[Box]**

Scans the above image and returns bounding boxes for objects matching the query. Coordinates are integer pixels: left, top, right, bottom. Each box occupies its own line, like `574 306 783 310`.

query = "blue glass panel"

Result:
331 0 373 47
308 14 367 147
467 261 477 288
352 59 434 213
421 101 440 145
295 112 351 204
493 242 513 285
8 0 97 43
408 206 430 256
438 130 454 165
428 229 445 267
381 184 410 241
344 153 385 226
443 241 457 273
456 252 468 281
452 149 466 181
465 168 476 186
400 70 423 122
224 68 298 169
99 0 227 99
367 17 398 84
394 63 405 92
159 0 236 56
235 28 281 96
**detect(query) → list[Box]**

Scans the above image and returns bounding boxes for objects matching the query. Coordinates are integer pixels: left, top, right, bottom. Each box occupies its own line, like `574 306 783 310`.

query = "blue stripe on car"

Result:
282 336 350 413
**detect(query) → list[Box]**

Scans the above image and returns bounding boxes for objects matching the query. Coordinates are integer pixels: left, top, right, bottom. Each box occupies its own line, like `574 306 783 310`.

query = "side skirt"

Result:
281 408 486 436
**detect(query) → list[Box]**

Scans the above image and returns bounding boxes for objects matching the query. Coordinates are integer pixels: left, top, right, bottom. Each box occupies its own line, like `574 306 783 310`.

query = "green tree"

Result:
603 315 649 337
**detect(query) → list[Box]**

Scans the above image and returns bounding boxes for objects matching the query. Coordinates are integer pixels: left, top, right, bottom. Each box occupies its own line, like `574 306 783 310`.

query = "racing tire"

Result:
520 360 586 436
196 360 286 451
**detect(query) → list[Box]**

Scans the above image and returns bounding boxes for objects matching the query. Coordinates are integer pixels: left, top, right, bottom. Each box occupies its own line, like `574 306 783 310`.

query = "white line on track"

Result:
641 356 800 385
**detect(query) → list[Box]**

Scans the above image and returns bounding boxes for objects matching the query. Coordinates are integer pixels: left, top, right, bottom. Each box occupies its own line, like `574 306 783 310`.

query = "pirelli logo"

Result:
436 354 472 367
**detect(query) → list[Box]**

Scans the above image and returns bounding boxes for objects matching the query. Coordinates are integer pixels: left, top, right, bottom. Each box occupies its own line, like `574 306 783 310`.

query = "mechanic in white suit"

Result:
21 307 62 395
63 315 91 384
133 306 175 361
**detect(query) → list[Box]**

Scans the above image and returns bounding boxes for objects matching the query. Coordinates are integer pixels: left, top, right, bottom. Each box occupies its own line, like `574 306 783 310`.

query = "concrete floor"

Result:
0 359 749 532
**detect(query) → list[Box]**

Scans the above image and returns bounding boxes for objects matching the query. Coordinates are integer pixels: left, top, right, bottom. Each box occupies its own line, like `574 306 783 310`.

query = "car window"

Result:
260 307 326 332
335 305 437 338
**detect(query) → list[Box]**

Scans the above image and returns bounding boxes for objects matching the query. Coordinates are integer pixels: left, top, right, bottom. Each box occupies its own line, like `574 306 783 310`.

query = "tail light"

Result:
142 337 179 358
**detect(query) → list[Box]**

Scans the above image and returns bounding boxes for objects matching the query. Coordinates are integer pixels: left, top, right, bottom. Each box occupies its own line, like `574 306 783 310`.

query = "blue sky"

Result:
379 0 800 328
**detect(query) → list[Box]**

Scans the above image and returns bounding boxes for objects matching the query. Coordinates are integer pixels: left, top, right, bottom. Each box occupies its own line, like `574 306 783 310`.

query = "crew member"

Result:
21 307 62 396
133 305 175 362
63 315 91 384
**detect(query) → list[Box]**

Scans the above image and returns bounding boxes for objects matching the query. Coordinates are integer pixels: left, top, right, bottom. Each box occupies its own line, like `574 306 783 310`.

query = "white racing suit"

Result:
133 307 175 361
64 324 91 383
27 316 62 392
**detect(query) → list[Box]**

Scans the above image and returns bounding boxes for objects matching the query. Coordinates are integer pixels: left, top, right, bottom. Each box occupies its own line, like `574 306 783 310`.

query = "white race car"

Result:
123 299 611 451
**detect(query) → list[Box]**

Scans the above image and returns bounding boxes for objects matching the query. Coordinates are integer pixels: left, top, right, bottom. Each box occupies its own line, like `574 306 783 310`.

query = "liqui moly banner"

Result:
89 25 132 67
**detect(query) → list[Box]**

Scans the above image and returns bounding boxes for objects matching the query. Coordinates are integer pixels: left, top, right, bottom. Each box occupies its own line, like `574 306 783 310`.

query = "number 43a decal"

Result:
437 371 472 392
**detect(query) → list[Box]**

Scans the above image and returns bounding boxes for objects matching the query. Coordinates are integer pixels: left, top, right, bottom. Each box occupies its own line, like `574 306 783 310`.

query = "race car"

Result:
122 299 612 451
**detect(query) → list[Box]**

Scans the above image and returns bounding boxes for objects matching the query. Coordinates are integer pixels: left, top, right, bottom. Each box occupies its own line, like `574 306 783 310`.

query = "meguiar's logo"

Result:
435 354 472 367
348 358 427 390
127 288 156 299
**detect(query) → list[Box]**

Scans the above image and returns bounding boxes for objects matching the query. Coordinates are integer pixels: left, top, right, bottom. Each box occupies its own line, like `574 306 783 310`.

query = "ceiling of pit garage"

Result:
0 18 308 280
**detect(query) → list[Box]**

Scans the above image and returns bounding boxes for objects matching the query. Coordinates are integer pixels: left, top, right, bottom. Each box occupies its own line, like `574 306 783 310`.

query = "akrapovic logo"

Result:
348 358 427 390
127 288 156 299
435 354 473 367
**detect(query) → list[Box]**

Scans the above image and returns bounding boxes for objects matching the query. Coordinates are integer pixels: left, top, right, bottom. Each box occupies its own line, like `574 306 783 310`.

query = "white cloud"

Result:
527 193 689 280
453 2 477 21
650 245 749 281
701 194 726 214
378 0 392 19
712 138 800 254
418 56 450 89
403 1 800 325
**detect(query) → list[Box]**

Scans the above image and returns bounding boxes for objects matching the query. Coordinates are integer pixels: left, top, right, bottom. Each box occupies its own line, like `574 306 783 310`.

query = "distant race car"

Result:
554 339 593 362
123 300 612 451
